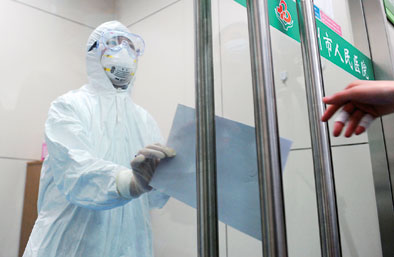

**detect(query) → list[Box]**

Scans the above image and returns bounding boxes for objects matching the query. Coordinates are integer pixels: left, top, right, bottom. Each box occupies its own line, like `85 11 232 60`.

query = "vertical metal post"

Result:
246 1 288 257
296 1 342 257
194 0 219 257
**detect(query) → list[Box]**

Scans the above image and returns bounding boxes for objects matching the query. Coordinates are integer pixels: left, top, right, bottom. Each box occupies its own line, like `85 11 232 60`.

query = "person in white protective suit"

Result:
23 20 175 257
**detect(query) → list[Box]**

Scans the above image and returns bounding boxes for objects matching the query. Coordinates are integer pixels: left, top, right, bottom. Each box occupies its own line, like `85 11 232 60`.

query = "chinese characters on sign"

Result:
317 20 371 80
234 0 375 81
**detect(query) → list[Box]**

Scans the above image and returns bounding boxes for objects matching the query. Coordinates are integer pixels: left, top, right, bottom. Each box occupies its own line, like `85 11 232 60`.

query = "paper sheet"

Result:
150 104 292 240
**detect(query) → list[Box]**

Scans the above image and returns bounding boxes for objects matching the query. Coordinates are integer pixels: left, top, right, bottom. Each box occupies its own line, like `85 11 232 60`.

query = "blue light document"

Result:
150 104 292 240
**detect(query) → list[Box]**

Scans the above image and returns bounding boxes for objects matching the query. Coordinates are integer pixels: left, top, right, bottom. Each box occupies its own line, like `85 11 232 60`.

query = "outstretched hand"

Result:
321 80 394 137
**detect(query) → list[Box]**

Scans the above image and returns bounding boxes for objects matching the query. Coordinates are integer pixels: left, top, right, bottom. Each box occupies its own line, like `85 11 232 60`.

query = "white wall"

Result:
11 0 115 28
0 0 112 256
116 0 180 27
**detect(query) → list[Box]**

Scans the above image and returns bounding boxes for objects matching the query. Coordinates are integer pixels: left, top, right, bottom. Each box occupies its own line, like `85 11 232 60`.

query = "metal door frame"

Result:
360 1 394 256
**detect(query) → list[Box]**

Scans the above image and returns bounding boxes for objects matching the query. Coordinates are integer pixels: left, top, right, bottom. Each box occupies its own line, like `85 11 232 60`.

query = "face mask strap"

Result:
88 41 98 52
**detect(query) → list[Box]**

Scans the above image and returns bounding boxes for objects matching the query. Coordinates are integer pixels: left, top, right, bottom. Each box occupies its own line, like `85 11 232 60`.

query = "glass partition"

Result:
127 0 225 256
213 0 384 256
320 1 382 256
0 0 387 257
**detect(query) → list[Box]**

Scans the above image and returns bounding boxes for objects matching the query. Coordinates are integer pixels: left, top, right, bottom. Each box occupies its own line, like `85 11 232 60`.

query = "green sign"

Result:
384 0 394 25
234 0 375 80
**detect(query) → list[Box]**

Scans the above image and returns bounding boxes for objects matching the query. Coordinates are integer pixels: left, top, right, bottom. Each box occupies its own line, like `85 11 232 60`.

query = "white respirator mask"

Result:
98 30 145 88
101 44 138 87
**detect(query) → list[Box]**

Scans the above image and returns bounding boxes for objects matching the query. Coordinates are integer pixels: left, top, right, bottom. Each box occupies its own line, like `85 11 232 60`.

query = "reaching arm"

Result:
321 80 394 137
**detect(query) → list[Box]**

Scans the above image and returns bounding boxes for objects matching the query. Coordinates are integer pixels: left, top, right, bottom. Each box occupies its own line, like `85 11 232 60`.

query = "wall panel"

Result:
11 0 114 28
0 159 27 257
0 0 92 160
116 0 179 28
332 144 383 257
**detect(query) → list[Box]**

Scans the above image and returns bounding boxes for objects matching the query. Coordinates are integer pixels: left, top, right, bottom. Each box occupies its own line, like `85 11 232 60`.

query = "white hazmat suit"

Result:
23 21 169 257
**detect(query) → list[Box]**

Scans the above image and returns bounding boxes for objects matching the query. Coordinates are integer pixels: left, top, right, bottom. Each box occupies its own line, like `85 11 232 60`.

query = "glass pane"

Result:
214 0 262 256
128 1 198 256
270 5 322 257
126 1 229 256
1 0 385 256
270 0 383 256
128 1 227 257
320 1 383 257
214 0 384 257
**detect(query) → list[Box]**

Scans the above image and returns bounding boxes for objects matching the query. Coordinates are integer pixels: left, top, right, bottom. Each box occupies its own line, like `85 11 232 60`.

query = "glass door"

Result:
212 0 386 256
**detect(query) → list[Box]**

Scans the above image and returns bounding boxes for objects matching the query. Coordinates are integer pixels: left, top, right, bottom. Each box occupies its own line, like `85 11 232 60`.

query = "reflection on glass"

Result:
2 1 386 257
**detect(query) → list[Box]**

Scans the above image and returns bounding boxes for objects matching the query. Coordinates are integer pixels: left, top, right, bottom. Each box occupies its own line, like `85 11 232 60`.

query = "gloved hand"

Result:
129 144 176 197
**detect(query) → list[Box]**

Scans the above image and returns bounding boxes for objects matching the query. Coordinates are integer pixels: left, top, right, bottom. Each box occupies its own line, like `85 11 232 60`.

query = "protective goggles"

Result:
90 30 145 56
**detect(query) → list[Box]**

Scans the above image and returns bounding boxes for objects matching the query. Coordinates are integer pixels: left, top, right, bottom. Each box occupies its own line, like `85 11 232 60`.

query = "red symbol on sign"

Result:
275 0 294 31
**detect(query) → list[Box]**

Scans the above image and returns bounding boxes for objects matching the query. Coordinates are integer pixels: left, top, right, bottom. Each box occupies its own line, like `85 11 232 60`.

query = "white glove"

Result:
117 144 175 198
